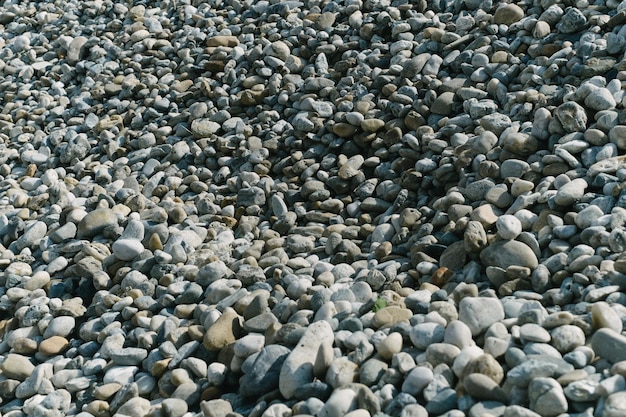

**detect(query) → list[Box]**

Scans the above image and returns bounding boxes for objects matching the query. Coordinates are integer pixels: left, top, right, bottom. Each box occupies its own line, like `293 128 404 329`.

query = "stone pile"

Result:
0 0 626 416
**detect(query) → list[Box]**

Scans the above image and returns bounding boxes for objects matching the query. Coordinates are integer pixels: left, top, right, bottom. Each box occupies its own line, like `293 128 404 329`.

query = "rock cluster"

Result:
0 0 626 417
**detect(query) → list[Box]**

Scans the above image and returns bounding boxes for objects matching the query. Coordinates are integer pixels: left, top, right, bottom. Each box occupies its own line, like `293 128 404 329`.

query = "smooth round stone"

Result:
39 336 69 356
610 125 626 150
500 159 530 179
116 397 151 417
431 92 456 115
15 221 47 251
591 302 623 333
279 321 334 399
43 316 75 338
592 328 626 364
533 21 551 38
104 366 139 386
480 240 538 270
361 119 385 132
401 366 433 396
112 239 145 261
459 297 505 336
410 322 445 350
604 391 626 417
372 306 412 329
528 377 568 416
550 325 585 353
109 347 148 365
13 337 38 354
496 215 523 240
452 345 484 378
493 4 524 24
554 178 588 206
464 353 505 385
160 398 188 417
334 123 358 138
325 357 358 388
318 387 358 417
203 307 243 352
191 119 220 136
360 358 388 386
77 209 118 238
464 373 508 402
378 332 403 360
240 345 290 398
1 354 35 381
585 88 616 111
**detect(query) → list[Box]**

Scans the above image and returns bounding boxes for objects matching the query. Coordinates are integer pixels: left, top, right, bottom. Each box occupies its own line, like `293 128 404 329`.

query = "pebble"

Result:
554 178 588 206
77 209 118 238
377 332 403 360
496 215 523 240
112 238 145 260
591 329 626 363
480 240 538 270
0 0 621 416
459 297 505 336
203 307 243 352
528 377 568 416
1 354 35 381
279 320 334 399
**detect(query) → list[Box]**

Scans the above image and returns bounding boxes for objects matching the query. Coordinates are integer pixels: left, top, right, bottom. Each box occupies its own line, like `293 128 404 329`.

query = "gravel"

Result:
0 0 626 417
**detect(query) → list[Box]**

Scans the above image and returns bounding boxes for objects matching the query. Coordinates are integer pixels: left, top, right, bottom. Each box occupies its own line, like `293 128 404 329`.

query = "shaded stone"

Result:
480 240 538 270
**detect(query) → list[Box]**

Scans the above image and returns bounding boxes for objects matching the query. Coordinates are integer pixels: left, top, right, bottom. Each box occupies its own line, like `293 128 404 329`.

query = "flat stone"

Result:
109 347 149 365
480 240 538 270
206 35 239 47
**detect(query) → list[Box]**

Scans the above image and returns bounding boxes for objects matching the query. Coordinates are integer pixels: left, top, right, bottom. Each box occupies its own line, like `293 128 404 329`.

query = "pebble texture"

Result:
0 1 624 417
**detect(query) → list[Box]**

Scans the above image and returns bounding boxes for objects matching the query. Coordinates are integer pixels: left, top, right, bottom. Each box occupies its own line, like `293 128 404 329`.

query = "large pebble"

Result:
591 328 626 363
279 320 334 399
77 209 118 238
459 297 505 336
1 354 35 380
480 240 538 270
528 377 568 416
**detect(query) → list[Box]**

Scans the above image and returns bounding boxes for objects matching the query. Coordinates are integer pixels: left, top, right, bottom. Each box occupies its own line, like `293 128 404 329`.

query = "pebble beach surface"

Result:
2 0 626 416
